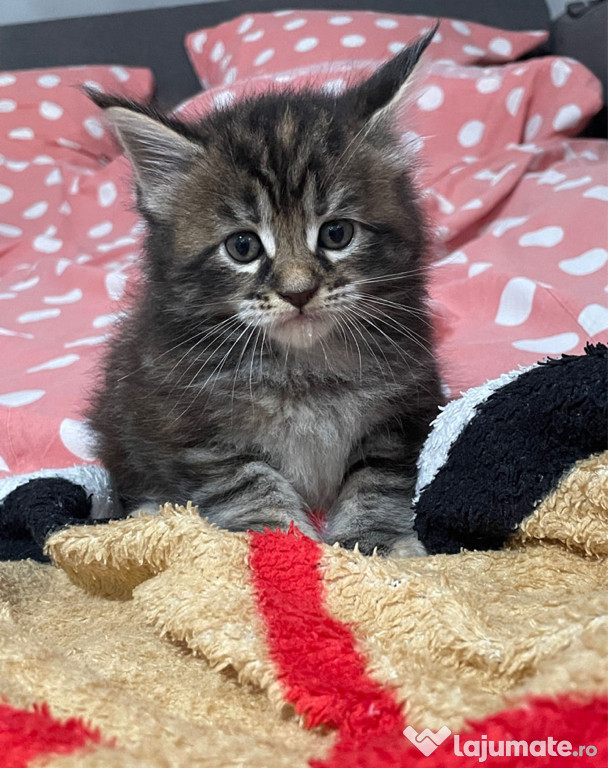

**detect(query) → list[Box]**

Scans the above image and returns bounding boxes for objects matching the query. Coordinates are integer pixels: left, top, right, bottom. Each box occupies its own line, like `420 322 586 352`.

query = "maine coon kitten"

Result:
87 30 443 556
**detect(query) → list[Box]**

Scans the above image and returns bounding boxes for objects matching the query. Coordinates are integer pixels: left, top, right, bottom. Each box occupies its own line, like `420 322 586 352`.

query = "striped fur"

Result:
88 32 443 555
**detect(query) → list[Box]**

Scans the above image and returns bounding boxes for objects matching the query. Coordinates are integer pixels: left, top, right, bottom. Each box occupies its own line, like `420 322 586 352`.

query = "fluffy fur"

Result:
87 30 442 555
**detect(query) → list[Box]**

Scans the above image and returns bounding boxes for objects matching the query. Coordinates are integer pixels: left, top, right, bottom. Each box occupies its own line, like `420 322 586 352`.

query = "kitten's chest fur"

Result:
233 387 378 510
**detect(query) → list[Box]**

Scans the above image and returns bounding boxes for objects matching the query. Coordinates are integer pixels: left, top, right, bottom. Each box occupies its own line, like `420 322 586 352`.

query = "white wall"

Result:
0 0 225 26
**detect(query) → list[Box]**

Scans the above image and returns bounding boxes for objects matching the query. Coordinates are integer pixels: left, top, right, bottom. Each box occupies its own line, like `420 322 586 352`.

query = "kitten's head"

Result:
92 29 435 353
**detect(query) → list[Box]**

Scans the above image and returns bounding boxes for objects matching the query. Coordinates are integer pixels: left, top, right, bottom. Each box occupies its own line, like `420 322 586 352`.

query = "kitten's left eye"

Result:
318 220 354 250
225 231 264 263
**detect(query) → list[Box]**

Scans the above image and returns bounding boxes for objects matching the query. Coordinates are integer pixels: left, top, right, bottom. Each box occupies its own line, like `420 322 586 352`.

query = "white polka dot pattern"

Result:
294 38 319 53
0 49 605 479
253 49 274 66
37 74 60 88
518 226 564 248
210 41 225 63
476 75 501 94
375 18 398 30
0 390 46 407
559 249 608 276
583 186 608 201
340 34 366 48
0 184 13 203
191 31 207 54
39 101 64 120
458 120 485 147
488 38 513 57
494 277 537 326
578 304 608 337
0 65 152 476
551 60 571 87
237 17 253 34
506 87 524 116
83 117 104 139
524 114 542 141
328 16 352 26
417 85 444 111
284 18 307 31
10 127 34 140
552 104 583 132
185 11 549 86
512 333 579 354
59 418 97 461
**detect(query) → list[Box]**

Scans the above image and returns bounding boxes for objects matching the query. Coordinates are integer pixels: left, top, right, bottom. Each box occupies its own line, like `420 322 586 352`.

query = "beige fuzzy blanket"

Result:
0 451 606 766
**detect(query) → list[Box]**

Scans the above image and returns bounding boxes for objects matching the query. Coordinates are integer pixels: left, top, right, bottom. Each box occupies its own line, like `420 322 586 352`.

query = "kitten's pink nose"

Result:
279 286 319 309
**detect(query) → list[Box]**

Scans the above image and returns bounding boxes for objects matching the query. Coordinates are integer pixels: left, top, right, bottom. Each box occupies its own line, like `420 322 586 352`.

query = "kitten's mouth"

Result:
270 310 333 350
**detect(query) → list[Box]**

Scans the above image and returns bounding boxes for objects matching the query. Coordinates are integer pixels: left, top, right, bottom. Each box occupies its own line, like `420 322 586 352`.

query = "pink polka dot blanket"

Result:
0 11 606 482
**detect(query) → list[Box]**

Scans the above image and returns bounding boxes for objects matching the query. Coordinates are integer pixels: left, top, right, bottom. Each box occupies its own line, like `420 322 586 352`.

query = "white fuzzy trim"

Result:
0 464 118 519
415 363 540 501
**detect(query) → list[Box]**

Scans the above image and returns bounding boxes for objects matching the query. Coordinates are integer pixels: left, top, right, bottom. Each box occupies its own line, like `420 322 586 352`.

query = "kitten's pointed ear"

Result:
348 24 438 124
102 102 203 218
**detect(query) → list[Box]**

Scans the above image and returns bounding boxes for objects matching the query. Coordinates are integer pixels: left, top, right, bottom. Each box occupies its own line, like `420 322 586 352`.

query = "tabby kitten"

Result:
88 30 443 556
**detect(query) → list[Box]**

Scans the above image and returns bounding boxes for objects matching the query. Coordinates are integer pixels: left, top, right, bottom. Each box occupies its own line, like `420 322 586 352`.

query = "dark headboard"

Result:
1 1 551 108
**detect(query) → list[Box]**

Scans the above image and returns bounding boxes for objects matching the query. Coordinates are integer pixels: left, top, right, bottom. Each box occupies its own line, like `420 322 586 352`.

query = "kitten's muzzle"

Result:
278 285 319 310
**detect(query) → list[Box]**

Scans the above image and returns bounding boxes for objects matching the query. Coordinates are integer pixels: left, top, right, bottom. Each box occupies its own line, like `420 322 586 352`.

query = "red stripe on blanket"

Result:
248 526 406 746
0 702 102 767
320 693 607 767
248 528 607 767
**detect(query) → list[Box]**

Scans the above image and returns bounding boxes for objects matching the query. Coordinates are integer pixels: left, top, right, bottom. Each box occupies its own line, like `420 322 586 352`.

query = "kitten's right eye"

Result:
225 232 264 263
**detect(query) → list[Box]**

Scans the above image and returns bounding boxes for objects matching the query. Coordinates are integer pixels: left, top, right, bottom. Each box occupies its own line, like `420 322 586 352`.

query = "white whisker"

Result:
340 306 396 385
351 268 422 287
356 298 434 355
159 315 241 391
229 322 258 416
249 324 263 404
356 292 433 327
351 305 416 369
167 319 246 420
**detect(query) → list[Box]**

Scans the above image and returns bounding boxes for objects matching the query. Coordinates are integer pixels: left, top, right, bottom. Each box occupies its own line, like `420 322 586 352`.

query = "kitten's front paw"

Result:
325 484 424 556
332 531 425 557
324 503 426 556
389 535 427 558
238 509 322 541
127 502 163 518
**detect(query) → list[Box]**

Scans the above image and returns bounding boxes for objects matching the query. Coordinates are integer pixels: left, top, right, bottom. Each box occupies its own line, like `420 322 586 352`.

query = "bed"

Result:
0 2 606 765
0 1 605 479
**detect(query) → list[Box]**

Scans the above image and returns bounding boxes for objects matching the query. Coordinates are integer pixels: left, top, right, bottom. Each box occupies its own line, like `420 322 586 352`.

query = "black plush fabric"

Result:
0 478 92 562
414 344 608 555
1 345 605 561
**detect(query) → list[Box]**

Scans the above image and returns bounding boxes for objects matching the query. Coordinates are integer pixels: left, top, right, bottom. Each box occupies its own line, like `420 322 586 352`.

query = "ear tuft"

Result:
348 23 439 124
87 94 203 219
